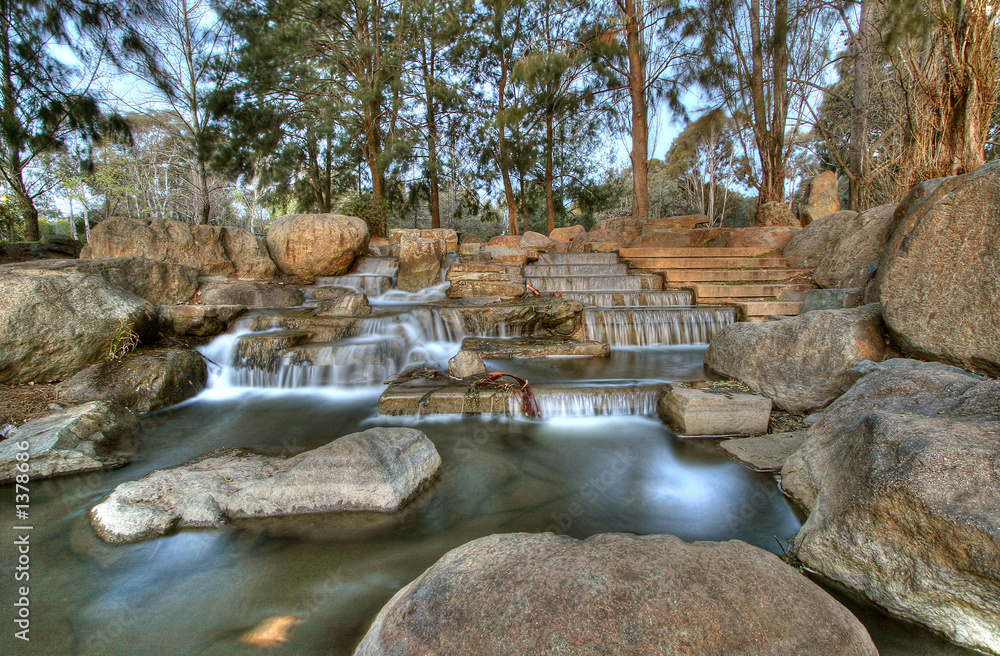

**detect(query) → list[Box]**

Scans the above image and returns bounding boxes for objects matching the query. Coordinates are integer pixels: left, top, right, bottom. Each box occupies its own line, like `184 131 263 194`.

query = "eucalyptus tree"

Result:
0 0 131 240
221 0 415 223
881 0 999 194
691 0 838 222
112 0 235 224
584 0 694 219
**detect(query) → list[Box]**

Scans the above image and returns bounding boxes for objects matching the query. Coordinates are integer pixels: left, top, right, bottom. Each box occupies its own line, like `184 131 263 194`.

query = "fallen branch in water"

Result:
473 372 541 419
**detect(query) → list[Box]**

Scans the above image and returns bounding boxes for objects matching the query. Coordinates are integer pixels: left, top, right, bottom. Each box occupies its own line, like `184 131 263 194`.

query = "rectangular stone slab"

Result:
620 247 776 258
658 386 772 436
630 258 789 270
461 337 610 358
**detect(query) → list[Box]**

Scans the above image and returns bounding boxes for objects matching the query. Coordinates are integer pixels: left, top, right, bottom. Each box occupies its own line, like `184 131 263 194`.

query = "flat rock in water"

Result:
353 532 878 656
781 367 1000 654
89 427 441 544
0 401 139 483
658 386 771 436
720 431 806 472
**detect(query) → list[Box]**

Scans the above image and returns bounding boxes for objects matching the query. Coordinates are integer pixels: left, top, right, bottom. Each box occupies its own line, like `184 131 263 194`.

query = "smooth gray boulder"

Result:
58 347 207 413
0 402 139 483
90 427 441 543
876 161 1000 376
704 304 887 413
800 288 862 313
0 267 156 383
783 210 859 269
354 532 878 656
781 368 1000 654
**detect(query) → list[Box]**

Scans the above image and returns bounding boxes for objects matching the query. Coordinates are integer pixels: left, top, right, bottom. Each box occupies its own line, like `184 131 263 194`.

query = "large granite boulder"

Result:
711 226 800 251
58 347 207 413
81 217 277 279
397 237 446 292
157 304 246 336
627 232 691 248
89 427 441 544
198 280 304 307
265 213 368 277
3 257 199 305
0 402 139 483
812 203 896 288
704 304 887 413
799 171 840 226
354 532 878 656
0 267 155 383
569 229 620 253
519 230 558 252
876 162 1000 375
592 216 644 242
756 201 801 227
783 210 859 269
781 367 1000 655
548 225 585 244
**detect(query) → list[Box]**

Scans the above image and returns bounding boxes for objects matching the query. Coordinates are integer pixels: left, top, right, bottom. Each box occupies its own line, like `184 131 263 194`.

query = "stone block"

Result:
658 386 771 436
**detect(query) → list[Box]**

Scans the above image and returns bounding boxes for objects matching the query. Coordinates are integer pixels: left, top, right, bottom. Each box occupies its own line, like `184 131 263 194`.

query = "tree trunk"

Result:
423 47 441 229
196 159 210 224
847 0 873 211
501 165 519 235
544 112 555 235
750 0 788 221
497 54 519 235
625 0 649 218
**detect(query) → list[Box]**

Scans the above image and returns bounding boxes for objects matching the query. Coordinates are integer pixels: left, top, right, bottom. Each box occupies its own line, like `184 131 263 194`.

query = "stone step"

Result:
524 263 629 277
379 381 667 417
460 337 610 358
526 274 663 292
536 252 620 265
558 290 694 307
630 257 789 270
718 300 805 319
692 283 815 299
620 247 776 258
661 269 811 283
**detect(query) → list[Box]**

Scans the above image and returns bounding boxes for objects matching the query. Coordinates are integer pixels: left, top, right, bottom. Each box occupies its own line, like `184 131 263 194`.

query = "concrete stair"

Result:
620 246 814 320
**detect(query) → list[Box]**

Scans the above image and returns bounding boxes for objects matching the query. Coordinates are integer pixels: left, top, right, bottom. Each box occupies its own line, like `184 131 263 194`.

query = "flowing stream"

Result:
0 255 973 655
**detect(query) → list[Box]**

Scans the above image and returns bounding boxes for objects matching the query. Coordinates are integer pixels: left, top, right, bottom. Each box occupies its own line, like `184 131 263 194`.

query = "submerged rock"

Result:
354 532 878 656
58 347 207 413
720 431 806 472
705 304 887 413
0 402 139 483
89 427 441 544
781 367 1000 655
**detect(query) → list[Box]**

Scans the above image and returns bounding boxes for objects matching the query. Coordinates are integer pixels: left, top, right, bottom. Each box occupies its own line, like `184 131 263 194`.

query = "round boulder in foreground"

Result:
265 213 368 277
354 532 878 656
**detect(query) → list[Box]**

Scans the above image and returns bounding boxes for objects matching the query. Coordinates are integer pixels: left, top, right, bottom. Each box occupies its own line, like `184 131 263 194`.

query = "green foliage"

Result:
340 194 389 239
105 318 140 362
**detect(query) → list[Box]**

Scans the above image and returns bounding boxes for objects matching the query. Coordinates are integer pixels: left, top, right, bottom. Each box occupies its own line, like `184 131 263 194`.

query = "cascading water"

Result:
583 307 736 347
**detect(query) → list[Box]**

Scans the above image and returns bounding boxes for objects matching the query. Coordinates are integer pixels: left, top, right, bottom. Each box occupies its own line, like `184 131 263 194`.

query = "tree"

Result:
113 0 235 224
883 0 1000 193
692 0 838 223
585 0 693 220
663 108 736 225
0 0 128 240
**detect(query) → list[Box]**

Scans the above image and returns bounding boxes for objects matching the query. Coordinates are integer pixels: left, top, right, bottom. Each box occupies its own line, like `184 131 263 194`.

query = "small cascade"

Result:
524 263 629 277
558 290 694 307
523 383 665 418
582 307 736 346
536 252 619 265
527 274 661 292
311 256 399 298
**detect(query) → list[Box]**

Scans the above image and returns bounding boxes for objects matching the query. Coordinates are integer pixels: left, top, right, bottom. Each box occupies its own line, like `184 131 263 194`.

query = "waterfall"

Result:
582 307 736 346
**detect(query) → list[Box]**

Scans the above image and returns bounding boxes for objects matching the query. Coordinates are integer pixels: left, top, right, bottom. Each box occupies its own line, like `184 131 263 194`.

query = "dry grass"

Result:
0 382 63 426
